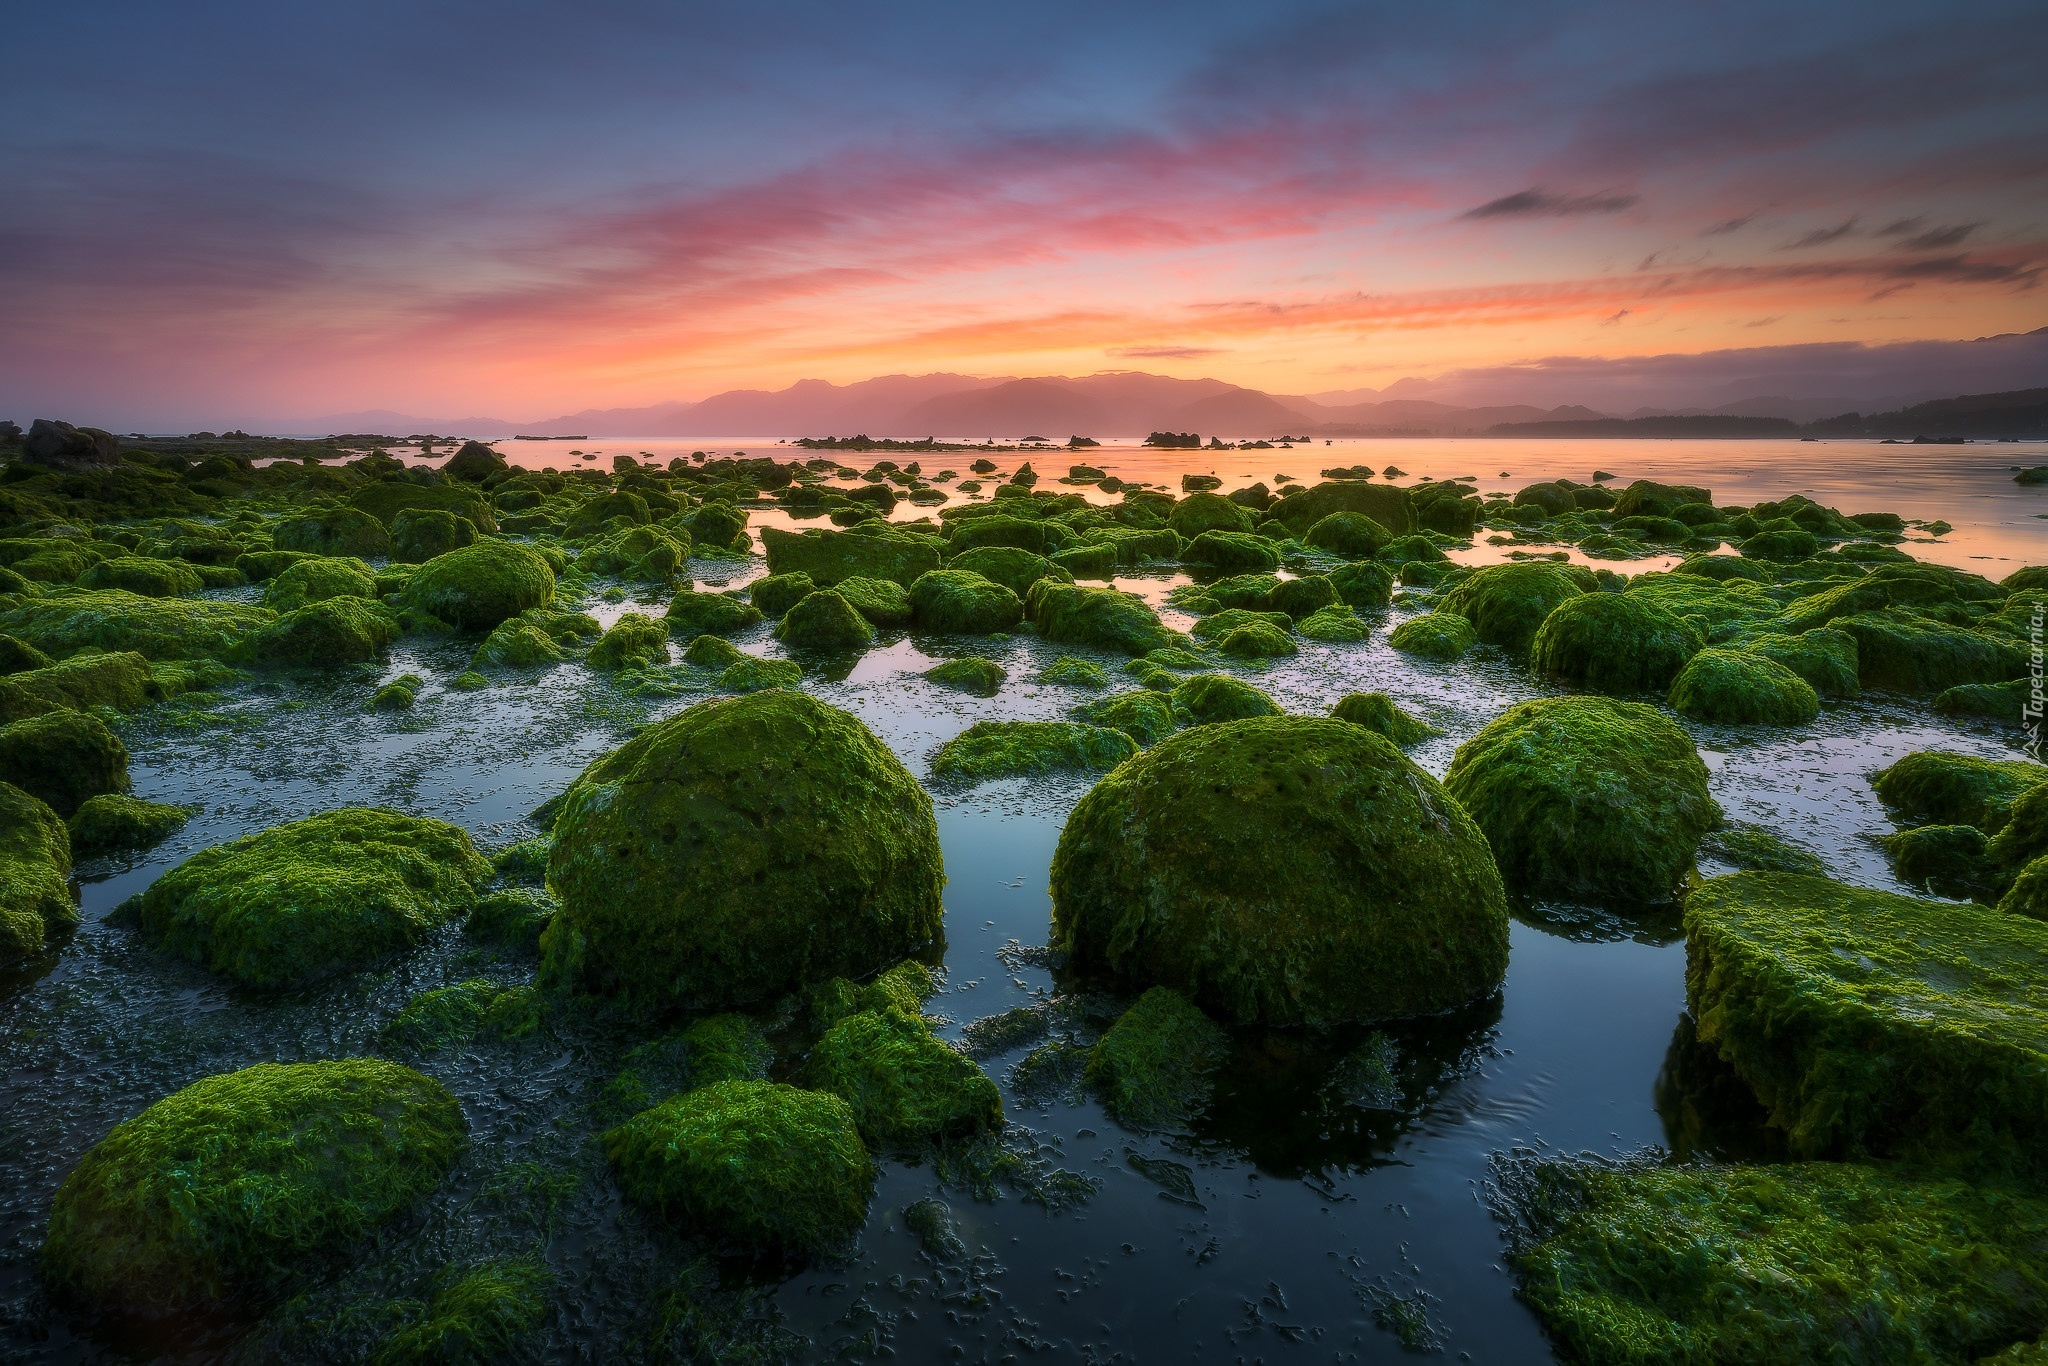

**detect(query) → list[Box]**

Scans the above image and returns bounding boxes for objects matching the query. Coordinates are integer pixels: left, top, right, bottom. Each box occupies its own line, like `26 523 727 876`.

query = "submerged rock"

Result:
542 691 942 1014
66 793 190 858
1052 716 1509 1026
136 807 492 988
924 656 1006 694
931 720 1135 785
602 1079 873 1255
1445 696 1719 902
41 1060 465 1316
807 1004 1003 1144
1087 987 1230 1130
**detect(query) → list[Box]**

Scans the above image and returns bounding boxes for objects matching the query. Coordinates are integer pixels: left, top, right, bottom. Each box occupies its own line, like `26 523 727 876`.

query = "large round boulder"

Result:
404 541 556 631
1444 696 1720 902
1532 592 1703 693
542 691 943 1013
42 1060 464 1316
1438 562 1594 653
1050 716 1508 1026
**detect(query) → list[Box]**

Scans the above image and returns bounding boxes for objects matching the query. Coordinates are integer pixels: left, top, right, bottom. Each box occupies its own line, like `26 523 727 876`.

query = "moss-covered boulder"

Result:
587 613 670 671
1532 591 1703 693
924 656 1006 694
389 506 478 563
42 1060 465 1316
931 720 1135 785
250 596 399 667
774 588 875 648
1025 581 1173 655
1745 627 1859 698
1182 530 1280 573
1612 479 1712 519
0 590 273 661
1169 673 1281 725
1832 611 2024 693
1296 603 1370 641
945 546 1065 598
1388 611 1476 660
1669 648 1821 725
273 506 393 558
760 525 942 587
471 617 564 669
1329 560 1397 612
1871 751 2048 834
67 794 190 858
351 482 496 535
1073 689 1177 746
0 650 156 724
833 576 913 629
1052 717 1509 1025
906 569 1024 635
1268 480 1413 536
947 513 1049 556
1302 511 1391 559
748 571 816 618
1510 1157 2048 1365
1215 619 1297 660
1166 492 1254 539
136 807 492 988
1438 562 1592 653
379 978 541 1052
1086 987 1230 1130
665 587 765 638
262 556 377 613
1879 823 1995 899
0 708 128 816
0 634 54 675
1331 692 1438 746
372 1258 549 1366
563 489 651 538
1445 696 1719 902
402 541 555 632
1686 872 2048 1175
807 1005 1003 1144
602 1079 872 1255
541 691 942 1014
599 1013 772 1120
76 556 203 598
0 781 73 965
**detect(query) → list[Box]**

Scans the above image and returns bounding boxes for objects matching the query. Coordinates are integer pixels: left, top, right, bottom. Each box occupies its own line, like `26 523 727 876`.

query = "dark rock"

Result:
22 420 121 471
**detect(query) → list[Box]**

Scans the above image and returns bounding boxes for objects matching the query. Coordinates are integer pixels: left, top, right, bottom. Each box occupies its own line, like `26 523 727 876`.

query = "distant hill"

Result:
1487 415 1800 438
1807 387 2048 438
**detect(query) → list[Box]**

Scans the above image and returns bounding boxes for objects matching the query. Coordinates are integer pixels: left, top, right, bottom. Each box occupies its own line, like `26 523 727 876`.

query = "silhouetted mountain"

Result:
1806 387 2048 439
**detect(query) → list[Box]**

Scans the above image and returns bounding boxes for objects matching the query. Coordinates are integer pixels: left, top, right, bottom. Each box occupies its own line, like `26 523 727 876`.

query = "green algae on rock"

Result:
1871 750 2048 834
76 555 204 598
760 524 942 587
0 650 156 724
1025 581 1174 655
931 720 1136 785
1388 611 1477 661
1072 689 1178 747
0 781 73 966
834 575 914 628
136 807 493 989
1215 619 1298 660
1830 611 2024 694
1052 717 1509 1026
1169 673 1282 725
66 793 190 858
1303 511 1391 558
575 525 687 583
1879 823 1996 899
273 505 393 559
0 590 274 661
774 588 876 648
602 1079 873 1255
1668 648 1821 725
1086 986 1231 1129
807 1004 1004 1145
470 617 565 669
748 571 816 618
908 569 1025 635
1331 692 1439 746
462 887 555 950
1296 603 1371 641
41 1059 465 1316
379 978 541 1052
402 541 556 631
587 612 670 671
947 545 1067 597
250 596 399 668
262 556 377 613
1744 626 1860 698
1035 655 1109 688
1508 1156 2048 1366
717 655 802 692
0 708 129 816
1438 561 1593 653
665 585 765 638
924 656 1006 694
601 1013 773 1120
371 1257 549 1366
1685 872 2048 1176
1445 696 1719 902
388 506 479 565
542 691 943 1014
1531 591 1702 694
1699 825 1826 876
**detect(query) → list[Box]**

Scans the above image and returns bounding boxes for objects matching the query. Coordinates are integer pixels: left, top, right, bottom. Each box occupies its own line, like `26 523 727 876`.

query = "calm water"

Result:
1 437 2042 1362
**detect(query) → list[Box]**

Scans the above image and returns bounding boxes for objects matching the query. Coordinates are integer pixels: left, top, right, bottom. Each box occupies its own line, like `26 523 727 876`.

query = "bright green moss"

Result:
774 588 876 648
1438 562 1593 653
0 781 73 965
0 708 128 816
234 549 315 582
250 596 399 667
1329 560 1397 610
807 1005 1003 1145
1072 689 1177 746
1303 511 1390 558
462 887 555 949
137 806 492 989
1086 987 1230 1129
1177 572 1278 613
541 691 943 1014
1935 678 2030 720
1215 620 1297 659
0 634 54 674
1036 655 1108 688
1296 603 1370 641
1025 581 1174 655
1378 533 1447 566
947 546 1066 597
372 1257 549 1366
0 650 156 723
759 524 942 587
834 575 914 628
665 586 765 637
273 505 393 558
1388 611 1476 661
350 481 496 535
1879 823 1996 899
371 673 421 710
1686 872 2048 1175
387 506 479 566
1445 696 1720 902
1510 1157 2048 1366
1744 627 1860 698
1166 492 1254 538
718 655 802 692
1832 611 2024 693
1183 530 1280 572
1170 673 1281 725
947 513 1049 555
1987 784 2048 877
602 1079 874 1255
563 489 651 538
1049 541 1116 578
587 612 670 671
1741 527 1819 561
1268 574 1339 619
925 656 1006 694
452 670 487 690
1871 751 2048 834
1668 648 1821 725
1331 692 1439 746
907 569 1024 635
689 501 749 549
1532 592 1703 693
0 589 274 661
470 618 564 669
402 541 555 631
601 1014 773 1120
41 1060 465 1316
575 525 684 582
1269 479 1415 536
76 556 203 598
681 633 744 669
748 571 816 618
1052 717 1509 1026
380 978 540 1052
1699 825 1825 876
262 556 376 612
1189 607 1291 641
67 793 190 858
931 720 1135 785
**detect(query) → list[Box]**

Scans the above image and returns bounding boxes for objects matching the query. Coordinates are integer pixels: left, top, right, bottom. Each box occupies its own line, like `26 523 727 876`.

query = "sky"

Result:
4 0 2044 429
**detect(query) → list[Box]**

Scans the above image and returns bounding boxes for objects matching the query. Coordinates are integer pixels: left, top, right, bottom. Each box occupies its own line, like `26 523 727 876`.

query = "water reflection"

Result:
1654 1012 1786 1163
